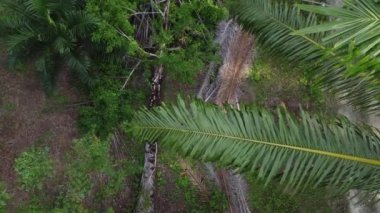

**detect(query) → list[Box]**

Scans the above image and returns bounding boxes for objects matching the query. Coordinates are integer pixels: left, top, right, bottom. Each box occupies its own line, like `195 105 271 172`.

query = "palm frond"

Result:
65 11 98 38
0 0 37 20
231 0 380 114
24 0 48 16
231 0 325 62
4 27 36 52
35 51 56 93
53 37 73 54
64 52 94 86
46 0 77 12
131 98 380 193
294 0 380 57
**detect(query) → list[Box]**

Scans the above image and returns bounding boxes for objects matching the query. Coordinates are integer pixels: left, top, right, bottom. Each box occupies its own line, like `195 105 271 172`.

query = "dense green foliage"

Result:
15 147 53 191
153 1 226 82
78 0 226 137
78 62 143 138
85 0 139 54
0 0 98 93
0 183 10 212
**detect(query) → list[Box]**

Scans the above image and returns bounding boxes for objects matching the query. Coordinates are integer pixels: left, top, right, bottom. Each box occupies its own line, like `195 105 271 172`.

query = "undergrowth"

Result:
0 183 9 212
249 50 328 113
245 171 336 212
158 150 228 212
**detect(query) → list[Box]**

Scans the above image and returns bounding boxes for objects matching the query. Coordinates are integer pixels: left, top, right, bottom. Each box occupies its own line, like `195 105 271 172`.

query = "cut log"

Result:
135 143 157 213
135 64 163 213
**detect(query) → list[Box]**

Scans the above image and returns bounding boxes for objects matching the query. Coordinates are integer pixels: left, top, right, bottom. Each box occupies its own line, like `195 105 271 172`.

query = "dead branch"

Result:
120 61 141 91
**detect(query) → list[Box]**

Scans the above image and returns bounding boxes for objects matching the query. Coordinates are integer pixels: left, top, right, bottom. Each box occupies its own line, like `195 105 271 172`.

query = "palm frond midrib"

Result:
138 118 380 167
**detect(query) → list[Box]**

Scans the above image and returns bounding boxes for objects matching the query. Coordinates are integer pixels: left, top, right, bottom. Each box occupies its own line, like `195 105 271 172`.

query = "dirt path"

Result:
0 51 81 211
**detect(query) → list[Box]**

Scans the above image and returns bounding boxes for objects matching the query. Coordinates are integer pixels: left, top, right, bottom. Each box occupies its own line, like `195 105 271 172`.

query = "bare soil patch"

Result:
153 163 186 213
0 51 82 211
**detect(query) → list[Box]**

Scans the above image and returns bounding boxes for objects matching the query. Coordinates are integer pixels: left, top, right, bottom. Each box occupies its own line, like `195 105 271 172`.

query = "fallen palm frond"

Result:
215 22 255 105
131 98 380 194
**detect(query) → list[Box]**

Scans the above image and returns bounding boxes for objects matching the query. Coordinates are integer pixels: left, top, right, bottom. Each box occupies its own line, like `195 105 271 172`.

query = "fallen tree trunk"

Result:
135 143 158 213
135 65 163 213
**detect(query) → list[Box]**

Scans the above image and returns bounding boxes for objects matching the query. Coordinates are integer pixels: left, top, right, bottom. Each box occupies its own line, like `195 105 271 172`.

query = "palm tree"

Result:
130 98 380 194
229 0 380 114
0 0 98 93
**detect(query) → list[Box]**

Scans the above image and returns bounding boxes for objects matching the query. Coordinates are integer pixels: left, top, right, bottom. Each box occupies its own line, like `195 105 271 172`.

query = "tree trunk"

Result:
135 65 163 213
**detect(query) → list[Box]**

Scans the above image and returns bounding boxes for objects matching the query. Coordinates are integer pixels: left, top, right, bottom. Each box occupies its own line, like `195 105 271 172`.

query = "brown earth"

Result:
153 162 186 213
0 50 82 211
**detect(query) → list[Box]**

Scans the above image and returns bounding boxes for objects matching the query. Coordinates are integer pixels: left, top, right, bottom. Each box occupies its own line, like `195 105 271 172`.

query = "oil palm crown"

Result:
229 0 380 114
0 0 98 93
130 98 380 194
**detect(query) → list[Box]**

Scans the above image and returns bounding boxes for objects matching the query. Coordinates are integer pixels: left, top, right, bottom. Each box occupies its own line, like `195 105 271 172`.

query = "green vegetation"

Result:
0 0 98 93
15 147 53 191
0 0 379 212
231 0 380 113
0 183 10 212
12 135 143 212
77 0 225 138
249 52 325 109
57 135 142 211
158 150 228 212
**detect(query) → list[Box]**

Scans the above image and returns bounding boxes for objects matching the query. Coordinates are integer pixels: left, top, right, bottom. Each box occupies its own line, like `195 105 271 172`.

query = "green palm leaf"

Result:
231 0 380 114
5 28 36 52
0 0 98 94
35 51 56 92
131 98 380 193
64 52 94 86
65 11 98 38
294 0 380 57
230 0 325 62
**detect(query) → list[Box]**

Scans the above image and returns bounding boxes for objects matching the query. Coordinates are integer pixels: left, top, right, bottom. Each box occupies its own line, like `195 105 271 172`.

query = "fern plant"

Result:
0 0 98 93
130 98 380 194
229 0 380 114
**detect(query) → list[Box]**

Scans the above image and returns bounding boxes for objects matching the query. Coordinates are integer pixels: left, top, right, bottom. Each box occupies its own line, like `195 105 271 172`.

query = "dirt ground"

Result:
0 50 82 211
153 163 186 213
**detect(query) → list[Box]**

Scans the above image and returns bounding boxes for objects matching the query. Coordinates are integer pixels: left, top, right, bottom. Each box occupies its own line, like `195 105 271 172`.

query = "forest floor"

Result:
0 49 83 211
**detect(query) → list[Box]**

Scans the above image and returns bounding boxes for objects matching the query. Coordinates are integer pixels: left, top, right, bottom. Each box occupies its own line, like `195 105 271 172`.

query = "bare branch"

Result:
120 61 142 91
